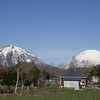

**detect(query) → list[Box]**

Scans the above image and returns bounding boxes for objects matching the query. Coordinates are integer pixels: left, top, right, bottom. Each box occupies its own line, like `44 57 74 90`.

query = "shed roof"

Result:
60 72 87 78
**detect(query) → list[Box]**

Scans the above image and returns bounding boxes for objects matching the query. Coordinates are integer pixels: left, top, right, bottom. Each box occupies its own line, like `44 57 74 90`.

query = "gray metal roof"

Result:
60 72 87 78
63 78 84 81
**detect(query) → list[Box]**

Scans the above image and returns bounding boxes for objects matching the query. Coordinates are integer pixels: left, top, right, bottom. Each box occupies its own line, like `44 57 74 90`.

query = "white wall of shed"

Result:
64 81 79 90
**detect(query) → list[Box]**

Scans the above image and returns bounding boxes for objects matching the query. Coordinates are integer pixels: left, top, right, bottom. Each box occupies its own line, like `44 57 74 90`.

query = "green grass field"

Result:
0 85 100 100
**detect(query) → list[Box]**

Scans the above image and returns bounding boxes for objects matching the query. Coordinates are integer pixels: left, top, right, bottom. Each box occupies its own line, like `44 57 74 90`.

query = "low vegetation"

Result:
0 85 100 100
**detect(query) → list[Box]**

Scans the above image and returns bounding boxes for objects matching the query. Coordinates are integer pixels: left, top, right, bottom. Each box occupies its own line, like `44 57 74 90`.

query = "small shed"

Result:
60 72 87 90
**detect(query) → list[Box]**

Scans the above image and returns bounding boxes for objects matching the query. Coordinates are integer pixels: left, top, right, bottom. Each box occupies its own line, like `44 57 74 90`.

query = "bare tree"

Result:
68 57 78 72
14 61 34 93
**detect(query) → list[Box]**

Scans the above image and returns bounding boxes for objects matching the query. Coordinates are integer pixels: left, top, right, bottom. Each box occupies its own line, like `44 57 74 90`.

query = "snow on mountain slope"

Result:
59 50 100 69
58 59 72 69
76 50 100 66
0 45 46 67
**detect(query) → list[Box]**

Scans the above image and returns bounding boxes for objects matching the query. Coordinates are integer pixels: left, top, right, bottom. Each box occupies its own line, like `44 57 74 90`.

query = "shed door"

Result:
64 81 79 90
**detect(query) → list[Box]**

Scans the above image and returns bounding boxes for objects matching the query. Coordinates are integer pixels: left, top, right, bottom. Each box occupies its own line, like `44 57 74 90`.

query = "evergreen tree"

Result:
0 67 17 92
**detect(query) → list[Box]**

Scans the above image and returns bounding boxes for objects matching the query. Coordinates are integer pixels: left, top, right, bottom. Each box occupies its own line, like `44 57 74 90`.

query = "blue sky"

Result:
0 0 100 66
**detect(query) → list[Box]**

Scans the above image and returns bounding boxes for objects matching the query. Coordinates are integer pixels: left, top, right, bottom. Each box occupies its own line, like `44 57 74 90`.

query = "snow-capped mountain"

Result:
59 50 100 69
0 45 47 68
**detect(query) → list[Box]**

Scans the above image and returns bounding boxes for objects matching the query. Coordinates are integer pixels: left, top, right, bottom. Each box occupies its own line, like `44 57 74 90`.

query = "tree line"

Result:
0 62 51 93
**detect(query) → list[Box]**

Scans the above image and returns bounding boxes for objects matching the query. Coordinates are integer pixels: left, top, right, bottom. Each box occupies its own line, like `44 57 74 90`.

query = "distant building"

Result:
52 76 60 84
60 72 87 90
92 76 99 83
0 66 8 71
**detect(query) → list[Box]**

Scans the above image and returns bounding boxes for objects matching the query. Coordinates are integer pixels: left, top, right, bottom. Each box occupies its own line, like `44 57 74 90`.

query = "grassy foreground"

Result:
0 85 100 100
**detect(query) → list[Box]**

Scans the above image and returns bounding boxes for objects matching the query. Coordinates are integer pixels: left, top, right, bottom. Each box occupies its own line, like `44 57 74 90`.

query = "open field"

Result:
0 85 100 100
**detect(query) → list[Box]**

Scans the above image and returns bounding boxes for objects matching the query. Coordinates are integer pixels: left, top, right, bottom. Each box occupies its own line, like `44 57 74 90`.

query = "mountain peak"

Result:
80 49 100 55
8 45 19 49
76 49 100 62
3 45 17 49
8 45 17 47
59 49 100 69
0 45 46 67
